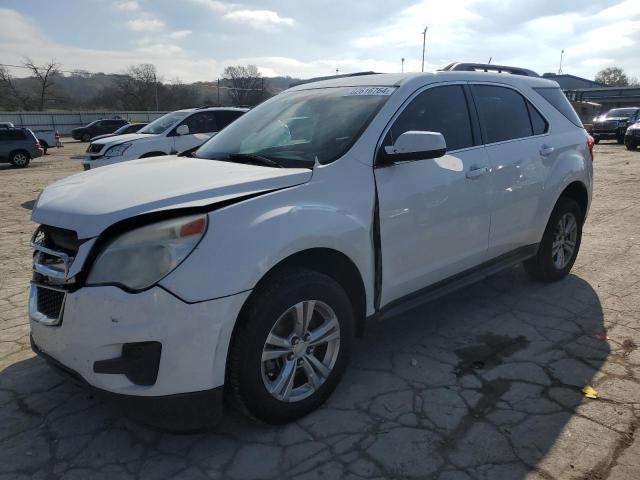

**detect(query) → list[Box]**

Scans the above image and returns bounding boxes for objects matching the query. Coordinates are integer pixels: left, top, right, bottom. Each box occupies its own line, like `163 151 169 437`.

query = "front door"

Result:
375 84 492 307
172 111 218 154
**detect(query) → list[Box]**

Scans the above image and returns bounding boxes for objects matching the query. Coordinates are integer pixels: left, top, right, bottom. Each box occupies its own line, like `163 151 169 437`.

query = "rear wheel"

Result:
524 197 583 282
227 269 354 424
10 151 30 168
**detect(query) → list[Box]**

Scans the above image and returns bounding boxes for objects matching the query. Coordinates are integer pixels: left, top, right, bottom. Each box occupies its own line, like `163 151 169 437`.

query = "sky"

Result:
0 0 639 83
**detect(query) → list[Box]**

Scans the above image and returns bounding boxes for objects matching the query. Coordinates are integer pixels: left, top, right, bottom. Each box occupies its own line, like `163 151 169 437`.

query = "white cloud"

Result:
168 30 193 39
223 9 295 29
114 0 140 12
191 0 295 30
127 18 165 32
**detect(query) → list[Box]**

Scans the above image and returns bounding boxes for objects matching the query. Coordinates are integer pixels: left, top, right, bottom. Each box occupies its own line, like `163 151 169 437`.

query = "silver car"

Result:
0 128 44 168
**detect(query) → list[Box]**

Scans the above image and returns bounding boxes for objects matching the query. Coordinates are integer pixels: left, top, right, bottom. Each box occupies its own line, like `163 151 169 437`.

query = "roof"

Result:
288 70 558 92
175 107 250 113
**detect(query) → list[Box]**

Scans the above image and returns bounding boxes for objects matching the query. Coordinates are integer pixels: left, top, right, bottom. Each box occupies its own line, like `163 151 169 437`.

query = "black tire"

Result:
593 136 600 144
38 140 48 155
524 197 583 282
9 150 31 168
227 268 355 424
625 139 637 151
82 133 91 142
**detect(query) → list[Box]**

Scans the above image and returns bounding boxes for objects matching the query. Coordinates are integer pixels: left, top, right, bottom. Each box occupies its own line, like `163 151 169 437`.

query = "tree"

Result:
117 64 160 110
222 65 264 106
0 66 32 110
23 58 61 110
595 67 630 87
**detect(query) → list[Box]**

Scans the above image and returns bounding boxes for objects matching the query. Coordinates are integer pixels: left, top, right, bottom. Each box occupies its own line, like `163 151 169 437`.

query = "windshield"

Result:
606 108 636 118
139 112 189 134
195 86 395 166
113 124 132 135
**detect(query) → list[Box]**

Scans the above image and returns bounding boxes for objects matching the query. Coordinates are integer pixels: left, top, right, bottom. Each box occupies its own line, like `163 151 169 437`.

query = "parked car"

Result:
0 122 15 128
625 121 640 150
591 107 640 144
72 119 129 142
90 122 148 142
29 64 593 429
0 128 43 168
82 107 247 170
31 129 61 155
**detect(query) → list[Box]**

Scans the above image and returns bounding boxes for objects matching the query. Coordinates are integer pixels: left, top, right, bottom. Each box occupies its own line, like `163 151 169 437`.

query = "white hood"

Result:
32 156 312 238
92 133 159 147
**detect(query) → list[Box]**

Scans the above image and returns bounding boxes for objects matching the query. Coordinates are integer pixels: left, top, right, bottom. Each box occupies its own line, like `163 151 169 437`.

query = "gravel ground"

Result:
0 140 639 480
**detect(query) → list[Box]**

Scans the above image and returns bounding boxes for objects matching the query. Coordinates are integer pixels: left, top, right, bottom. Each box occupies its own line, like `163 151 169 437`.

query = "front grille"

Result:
31 226 82 285
87 143 103 154
36 286 65 319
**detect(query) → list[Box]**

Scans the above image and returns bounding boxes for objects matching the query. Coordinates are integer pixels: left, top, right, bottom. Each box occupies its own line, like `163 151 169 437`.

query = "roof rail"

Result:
195 105 216 110
440 62 539 77
290 71 379 87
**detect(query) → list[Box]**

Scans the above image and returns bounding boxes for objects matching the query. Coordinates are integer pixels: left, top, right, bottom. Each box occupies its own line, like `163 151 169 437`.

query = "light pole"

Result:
558 49 564 74
421 26 428 72
401 57 405 72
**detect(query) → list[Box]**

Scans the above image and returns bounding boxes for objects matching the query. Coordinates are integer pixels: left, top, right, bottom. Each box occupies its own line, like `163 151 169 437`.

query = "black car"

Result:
89 122 148 142
71 119 129 142
591 107 640 144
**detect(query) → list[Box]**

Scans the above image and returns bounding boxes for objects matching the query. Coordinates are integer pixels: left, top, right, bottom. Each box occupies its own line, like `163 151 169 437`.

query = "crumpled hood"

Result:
32 156 312 238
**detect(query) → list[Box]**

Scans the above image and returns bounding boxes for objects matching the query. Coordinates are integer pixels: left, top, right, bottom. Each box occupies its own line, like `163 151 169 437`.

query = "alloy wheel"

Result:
552 212 578 269
261 300 340 402
13 153 28 166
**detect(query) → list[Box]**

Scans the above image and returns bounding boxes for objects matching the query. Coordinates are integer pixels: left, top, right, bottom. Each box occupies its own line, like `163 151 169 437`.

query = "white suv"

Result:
82 107 247 170
29 64 593 429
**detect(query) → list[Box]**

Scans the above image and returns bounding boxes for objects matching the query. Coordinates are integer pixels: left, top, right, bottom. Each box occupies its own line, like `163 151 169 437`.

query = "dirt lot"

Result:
1 141 639 480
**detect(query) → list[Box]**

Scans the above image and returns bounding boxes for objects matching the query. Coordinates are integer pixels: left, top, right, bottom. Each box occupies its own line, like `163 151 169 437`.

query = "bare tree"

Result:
117 64 160 110
222 65 263 106
0 66 32 110
595 67 630 87
23 58 61 110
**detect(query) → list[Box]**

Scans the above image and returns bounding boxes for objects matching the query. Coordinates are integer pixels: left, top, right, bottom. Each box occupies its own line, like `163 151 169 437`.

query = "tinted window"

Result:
216 111 244 129
473 85 533 143
8 130 26 140
527 102 548 135
385 85 474 151
534 87 583 127
181 112 217 134
0 130 8 141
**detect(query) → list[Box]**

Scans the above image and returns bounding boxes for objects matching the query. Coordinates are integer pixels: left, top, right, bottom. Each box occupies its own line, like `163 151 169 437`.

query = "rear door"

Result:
375 84 492 306
470 84 552 257
172 112 217 153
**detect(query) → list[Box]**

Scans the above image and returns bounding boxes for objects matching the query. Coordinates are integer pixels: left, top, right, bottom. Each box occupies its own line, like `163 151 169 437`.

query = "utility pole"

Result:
558 49 564 74
401 57 405 72
217 78 220 106
153 72 159 110
421 26 428 72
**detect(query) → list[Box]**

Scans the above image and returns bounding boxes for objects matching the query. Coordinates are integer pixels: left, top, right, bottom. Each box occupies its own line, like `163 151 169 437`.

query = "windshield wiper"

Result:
228 153 282 168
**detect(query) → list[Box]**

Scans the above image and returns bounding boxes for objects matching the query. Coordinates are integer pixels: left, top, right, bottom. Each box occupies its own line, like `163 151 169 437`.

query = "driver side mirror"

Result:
176 124 190 136
379 131 447 165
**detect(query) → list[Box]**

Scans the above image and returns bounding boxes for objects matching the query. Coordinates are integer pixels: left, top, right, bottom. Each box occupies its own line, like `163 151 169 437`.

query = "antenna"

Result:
421 26 428 72
488 57 492 65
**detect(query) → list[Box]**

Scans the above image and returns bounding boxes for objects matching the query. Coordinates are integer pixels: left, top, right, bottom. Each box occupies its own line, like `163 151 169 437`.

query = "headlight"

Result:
87 214 208 290
104 142 132 157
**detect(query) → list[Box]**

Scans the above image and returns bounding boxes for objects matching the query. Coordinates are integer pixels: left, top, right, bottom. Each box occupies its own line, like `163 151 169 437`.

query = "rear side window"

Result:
7 130 26 140
534 87 583 127
527 103 548 135
385 85 474 151
472 85 533 143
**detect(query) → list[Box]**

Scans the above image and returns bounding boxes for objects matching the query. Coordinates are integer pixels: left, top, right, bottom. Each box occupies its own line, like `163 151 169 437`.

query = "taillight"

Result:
587 135 595 161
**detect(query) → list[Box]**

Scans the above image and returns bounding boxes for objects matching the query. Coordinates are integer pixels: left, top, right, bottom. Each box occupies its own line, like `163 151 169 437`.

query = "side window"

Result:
215 111 243 130
472 85 533 143
9 130 26 140
181 112 217 134
385 85 474 151
0 130 8 141
527 102 548 135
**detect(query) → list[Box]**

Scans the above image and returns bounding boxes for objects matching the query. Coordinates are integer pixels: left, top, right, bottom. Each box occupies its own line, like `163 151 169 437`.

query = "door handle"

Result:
539 144 555 156
465 166 489 179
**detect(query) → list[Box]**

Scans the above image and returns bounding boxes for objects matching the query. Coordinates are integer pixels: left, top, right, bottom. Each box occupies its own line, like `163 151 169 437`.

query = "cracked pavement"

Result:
1 141 639 479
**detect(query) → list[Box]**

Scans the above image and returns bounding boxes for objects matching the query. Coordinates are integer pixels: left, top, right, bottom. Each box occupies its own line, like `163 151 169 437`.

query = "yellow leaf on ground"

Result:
582 385 598 399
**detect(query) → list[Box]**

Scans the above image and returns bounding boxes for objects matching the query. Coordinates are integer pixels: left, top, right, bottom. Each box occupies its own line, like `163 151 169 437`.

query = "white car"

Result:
29 63 593 429
82 107 247 170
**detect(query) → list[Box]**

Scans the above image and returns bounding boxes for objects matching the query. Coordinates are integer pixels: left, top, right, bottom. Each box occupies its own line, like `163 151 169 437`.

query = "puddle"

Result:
453 334 529 377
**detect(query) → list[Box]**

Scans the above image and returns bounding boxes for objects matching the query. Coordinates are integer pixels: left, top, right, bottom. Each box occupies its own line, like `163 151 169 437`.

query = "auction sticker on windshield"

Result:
344 87 396 96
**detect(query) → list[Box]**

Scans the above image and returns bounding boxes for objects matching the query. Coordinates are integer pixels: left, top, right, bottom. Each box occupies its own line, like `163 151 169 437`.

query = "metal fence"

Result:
0 111 169 135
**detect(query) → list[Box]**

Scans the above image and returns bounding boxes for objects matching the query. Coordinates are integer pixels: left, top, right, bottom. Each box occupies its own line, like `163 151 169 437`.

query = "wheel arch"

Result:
558 181 589 224
237 248 367 338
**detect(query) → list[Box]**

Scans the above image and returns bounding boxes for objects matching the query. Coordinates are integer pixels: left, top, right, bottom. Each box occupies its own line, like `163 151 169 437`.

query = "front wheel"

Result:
524 197 583 282
626 139 638 150
227 269 354 424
